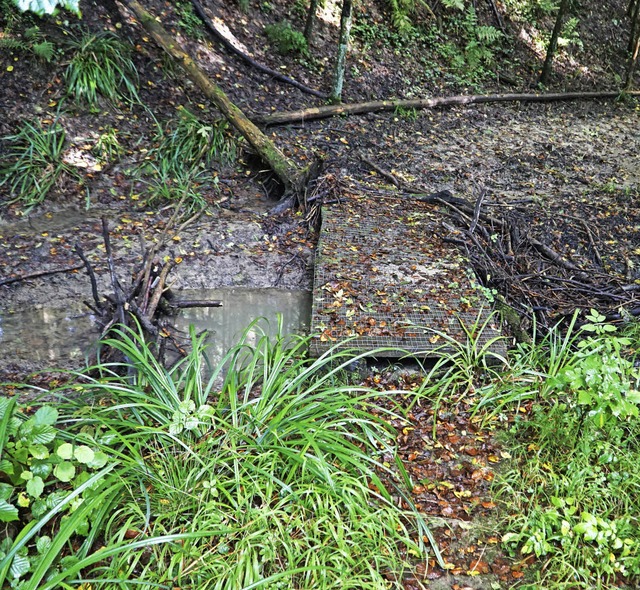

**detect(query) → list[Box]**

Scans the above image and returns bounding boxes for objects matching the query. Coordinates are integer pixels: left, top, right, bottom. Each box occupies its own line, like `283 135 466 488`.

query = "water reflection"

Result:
171 289 312 369
0 289 312 374
0 305 99 367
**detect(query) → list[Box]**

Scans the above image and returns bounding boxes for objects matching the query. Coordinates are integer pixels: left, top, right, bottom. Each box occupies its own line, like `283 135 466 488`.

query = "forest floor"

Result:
1 0 640 586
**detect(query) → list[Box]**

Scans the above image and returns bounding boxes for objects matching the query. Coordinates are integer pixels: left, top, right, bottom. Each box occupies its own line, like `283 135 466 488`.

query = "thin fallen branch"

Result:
469 187 486 234
274 253 300 286
358 152 401 187
0 264 83 287
254 90 640 126
166 299 223 308
102 217 126 326
146 260 174 319
528 236 584 273
190 0 327 99
486 0 506 32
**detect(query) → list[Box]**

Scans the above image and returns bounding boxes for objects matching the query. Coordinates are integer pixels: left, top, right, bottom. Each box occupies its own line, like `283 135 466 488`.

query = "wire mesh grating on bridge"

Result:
309 194 503 357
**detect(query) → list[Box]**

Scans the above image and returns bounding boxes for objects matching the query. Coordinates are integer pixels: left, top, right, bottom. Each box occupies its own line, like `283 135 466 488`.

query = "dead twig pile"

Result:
74 212 221 363
438 194 640 331
353 156 640 335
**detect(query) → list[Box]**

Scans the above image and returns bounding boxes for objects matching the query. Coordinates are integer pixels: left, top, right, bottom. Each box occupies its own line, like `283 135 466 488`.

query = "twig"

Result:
146 260 175 319
166 299 223 308
0 264 83 287
358 152 401 188
274 253 299 286
102 217 126 326
558 213 603 267
528 236 584 273
128 299 159 335
469 186 486 234
486 0 506 32
74 243 104 312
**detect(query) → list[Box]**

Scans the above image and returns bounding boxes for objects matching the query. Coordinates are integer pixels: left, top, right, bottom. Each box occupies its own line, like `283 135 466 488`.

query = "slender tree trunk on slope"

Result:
304 0 320 43
539 0 571 86
628 0 640 54
120 0 301 194
626 25 640 89
331 0 353 103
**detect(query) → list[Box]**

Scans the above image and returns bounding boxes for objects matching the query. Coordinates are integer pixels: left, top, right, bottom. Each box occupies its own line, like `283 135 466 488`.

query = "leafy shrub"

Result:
264 21 308 55
488 312 640 587
0 398 118 589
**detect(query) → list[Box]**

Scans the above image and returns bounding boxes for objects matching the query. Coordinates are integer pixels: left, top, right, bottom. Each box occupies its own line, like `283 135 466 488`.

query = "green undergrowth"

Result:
0 321 436 589
474 310 640 588
3 308 640 588
401 307 640 587
135 106 237 212
0 118 77 211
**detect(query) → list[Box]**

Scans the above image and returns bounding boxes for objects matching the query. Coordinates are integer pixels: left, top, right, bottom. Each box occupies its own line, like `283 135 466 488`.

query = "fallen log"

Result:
254 90 640 126
120 0 302 195
190 0 327 99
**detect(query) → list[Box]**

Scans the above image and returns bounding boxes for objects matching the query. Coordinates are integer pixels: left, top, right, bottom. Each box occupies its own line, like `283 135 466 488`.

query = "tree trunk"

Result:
120 0 301 194
539 0 571 86
626 27 640 89
628 0 640 53
331 0 353 103
304 0 320 43
254 90 640 126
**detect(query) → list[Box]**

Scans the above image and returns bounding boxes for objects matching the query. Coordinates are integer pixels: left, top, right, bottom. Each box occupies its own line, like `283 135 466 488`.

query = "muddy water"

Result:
0 289 312 377
0 304 99 369
171 288 312 366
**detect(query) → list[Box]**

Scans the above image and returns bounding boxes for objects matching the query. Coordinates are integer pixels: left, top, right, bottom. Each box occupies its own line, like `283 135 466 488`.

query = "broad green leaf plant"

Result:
12 0 79 16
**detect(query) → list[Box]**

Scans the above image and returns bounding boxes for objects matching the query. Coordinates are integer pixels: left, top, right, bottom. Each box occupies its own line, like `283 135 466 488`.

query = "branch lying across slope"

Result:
190 0 327 99
254 90 640 125
120 0 301 193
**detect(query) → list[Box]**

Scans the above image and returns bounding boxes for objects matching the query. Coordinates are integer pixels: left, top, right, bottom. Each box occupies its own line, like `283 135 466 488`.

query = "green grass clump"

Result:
151 106 236 174
0 119 74 210
136 106 236 211
1 322 438 589
64 31 139 108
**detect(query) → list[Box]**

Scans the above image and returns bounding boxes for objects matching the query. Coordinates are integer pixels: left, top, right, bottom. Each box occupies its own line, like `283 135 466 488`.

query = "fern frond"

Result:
476 25 502 43
442 0 465 10
24 26 43 40
32 40 55 61
0 37 27 51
